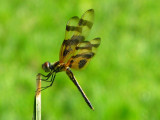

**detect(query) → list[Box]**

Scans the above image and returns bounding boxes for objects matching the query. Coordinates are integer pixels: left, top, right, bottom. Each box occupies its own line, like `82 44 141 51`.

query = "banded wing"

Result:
66 38 101 69
59 16 80 63
59 9 94 63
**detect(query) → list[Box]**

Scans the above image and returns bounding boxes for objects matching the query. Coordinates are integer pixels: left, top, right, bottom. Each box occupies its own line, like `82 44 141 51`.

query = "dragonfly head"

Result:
42 61 51 72
42 61 60 72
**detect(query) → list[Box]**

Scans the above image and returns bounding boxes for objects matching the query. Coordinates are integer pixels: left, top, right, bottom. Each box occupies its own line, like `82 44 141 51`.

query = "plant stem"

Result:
33 74 41 120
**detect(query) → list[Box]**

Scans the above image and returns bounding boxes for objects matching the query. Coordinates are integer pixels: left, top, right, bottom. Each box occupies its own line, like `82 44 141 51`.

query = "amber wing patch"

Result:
67 38 101 69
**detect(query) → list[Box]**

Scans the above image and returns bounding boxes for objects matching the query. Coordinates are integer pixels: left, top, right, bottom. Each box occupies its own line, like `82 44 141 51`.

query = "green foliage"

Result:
0 0 160 119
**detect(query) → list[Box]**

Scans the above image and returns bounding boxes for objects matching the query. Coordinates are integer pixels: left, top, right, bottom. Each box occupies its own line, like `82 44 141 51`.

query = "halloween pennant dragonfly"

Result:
39 9 101 110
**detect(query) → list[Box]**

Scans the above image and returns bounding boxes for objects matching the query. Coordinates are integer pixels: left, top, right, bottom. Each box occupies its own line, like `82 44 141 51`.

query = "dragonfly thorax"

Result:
42 61 66 73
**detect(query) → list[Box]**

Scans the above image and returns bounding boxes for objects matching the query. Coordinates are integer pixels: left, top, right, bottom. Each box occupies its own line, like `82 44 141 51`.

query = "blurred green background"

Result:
0 0 160 119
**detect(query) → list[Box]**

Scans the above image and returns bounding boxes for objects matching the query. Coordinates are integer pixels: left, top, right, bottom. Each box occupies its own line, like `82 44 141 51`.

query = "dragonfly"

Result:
39 9 101 110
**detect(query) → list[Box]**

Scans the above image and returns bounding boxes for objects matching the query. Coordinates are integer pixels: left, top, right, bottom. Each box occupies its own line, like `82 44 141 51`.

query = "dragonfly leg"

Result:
37 72 53 82
40 73 56 91
38 72 52 78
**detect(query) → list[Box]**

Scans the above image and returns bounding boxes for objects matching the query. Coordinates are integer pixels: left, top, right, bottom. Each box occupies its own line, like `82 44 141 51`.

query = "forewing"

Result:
78 9 94 38
59 9 94 63
67 38 101 69
59 16 80 63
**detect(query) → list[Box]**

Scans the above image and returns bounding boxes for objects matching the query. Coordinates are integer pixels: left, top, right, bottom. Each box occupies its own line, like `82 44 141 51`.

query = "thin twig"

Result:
33 74 41 120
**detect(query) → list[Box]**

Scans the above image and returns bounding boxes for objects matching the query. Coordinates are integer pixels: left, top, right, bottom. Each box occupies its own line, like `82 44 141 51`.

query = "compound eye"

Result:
42 62 51 72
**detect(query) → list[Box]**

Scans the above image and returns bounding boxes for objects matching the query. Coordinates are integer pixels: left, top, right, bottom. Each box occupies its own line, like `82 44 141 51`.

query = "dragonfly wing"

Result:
59 16 80 63
59 9 94 64
67 38 101 69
